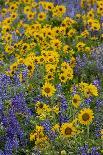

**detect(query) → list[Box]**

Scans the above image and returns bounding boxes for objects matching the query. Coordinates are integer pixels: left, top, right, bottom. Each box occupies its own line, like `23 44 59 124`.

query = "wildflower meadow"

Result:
0 0 103 154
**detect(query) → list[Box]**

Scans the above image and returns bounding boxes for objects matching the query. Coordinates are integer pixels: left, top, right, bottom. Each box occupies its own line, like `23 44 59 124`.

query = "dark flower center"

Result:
39 104 43 109
23 45 27 50
73 98 78 103
40 58 44 62
44 87 50 93
65 127 72 135
82 113 90 121
28 65 32 70
49 58 53 62
48 75 52 79
59 8 63 11
48 6 51 9
39 15 43 18
61 76 65 80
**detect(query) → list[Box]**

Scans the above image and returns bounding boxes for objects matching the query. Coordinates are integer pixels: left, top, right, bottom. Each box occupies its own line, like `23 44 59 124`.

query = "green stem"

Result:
87 125 89 140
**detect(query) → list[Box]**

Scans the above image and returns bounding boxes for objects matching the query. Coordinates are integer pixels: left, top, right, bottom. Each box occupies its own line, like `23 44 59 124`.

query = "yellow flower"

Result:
30 132 36 141
18 73 23 82
2 25 10 34
35 101 45 115
61 150 67 155
45 28 55 39
84 47 91 53
63 45 71 54
45 73 54 81
72 94 81 108
75 13 81 19
36 101 51 116
51 39 62 50
5 44 14 54
69 49 75 56
52 105 59 114
59 73 68 83
84 84 98 97
52 124 60 132
2 33 12 43
52 5 66 17
23 0 34 4
60 62 73 80
91 22 100 31
81 30 89 38
81 0 86 8
87 9 94 19
30 125 44 141
10 62 18 72
30 125 48 147
45 2 54 11
42 82 56 97
35 135 48 148
59 26 66 35
27 11 36 20
45 64 57 73
70 57 76 68
60 123 76 138
26 62 35 75
1 8 7 15
38 12 46 21
76 42 86 51
68 29 76 38
87 18 94 26
57 5 66 14
24 6 31 14
54 5 66 16
9 3 18 12
79 82 89 92
10 12 18 20
78 108 94 125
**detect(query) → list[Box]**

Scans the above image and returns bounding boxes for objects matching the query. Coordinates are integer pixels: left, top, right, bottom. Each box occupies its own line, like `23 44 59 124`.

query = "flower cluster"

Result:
0 0 103 154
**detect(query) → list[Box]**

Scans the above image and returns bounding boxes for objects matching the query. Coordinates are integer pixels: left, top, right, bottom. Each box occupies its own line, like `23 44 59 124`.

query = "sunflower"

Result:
72 94 81 108
83 84 98 97
45 73 54 81
42 82 56 97
63 45 71 54
87 9 94 19
78 108 94 125
68 29 76 38
59 73 68 83
24 6 31 14
76 42 86 51
27 12 36 20
45 64 56 73
36 101 51 115
30 125 44 141
84 47 91 53
5 44 14 54
81 30 89 38
2 25 11 34
51 39 62 50
60 123 76 138
45 2 54 11
38 12 46 21
10 12 18 20
91 22 100 31
23 0 33 4
70 57 76 68
9 3 18 12
53 5 66 17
